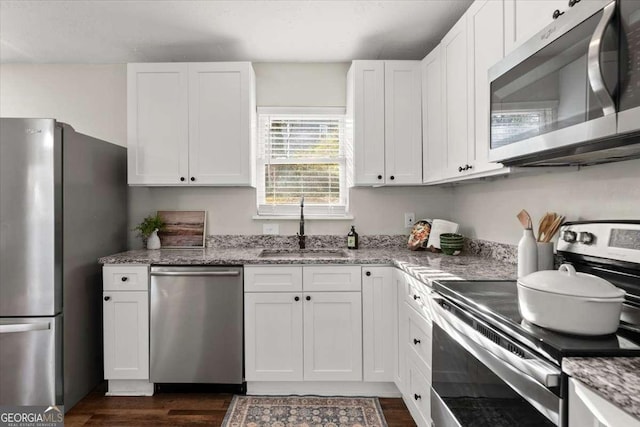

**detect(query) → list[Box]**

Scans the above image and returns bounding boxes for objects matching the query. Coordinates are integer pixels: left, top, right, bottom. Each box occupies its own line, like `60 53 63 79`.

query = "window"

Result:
256 107 349 217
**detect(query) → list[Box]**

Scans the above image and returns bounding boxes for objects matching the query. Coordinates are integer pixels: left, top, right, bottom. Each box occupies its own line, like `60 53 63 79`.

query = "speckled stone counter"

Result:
563 357 640 419
99 247 516 283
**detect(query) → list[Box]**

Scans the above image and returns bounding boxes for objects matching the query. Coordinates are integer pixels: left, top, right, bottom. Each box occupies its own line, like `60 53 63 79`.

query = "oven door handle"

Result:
587 0 616 116
433 299 561 389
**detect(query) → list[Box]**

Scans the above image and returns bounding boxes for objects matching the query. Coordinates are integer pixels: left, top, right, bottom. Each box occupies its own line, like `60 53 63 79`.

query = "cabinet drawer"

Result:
103 265 149 291
404 275 431 319
406 351 432 426
244 266 303 292
407 304 432 369
303 266 362 292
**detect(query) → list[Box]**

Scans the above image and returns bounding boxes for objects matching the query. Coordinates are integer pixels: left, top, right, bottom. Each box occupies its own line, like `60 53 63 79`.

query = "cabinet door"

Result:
127 63 189 185
504 0 568 55
384 61 423 185
349 61 386 185
103 291 149 380
468 0 506 175
422 46 447 183
442 15 470 178
188 62 254 185
569 378 640 427
394 270 407 393
244 292 303 381
362 267 396 382
303 292 362 381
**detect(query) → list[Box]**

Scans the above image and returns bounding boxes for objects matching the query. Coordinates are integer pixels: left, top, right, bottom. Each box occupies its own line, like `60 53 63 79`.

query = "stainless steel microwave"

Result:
488 0 640 166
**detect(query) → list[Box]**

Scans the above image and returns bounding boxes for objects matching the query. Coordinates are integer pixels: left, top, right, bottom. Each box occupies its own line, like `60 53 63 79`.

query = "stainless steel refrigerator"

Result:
0 118 127 410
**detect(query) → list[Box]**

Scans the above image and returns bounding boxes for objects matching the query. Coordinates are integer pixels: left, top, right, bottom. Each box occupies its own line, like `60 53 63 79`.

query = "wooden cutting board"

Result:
157 210 206 248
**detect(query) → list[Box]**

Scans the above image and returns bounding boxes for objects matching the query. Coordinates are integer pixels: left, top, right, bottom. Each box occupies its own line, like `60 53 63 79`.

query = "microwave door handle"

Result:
587 0 616 116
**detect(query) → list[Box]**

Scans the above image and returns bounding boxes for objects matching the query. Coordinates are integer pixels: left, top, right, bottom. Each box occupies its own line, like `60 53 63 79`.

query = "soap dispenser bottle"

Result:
347 225 359 250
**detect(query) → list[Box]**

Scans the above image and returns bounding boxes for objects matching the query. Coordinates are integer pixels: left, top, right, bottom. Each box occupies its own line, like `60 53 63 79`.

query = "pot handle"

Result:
559 264 577 276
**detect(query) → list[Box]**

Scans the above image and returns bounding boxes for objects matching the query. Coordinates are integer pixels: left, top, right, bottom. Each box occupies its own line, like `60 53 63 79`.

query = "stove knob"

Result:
561 230 577 243
578 231 595 245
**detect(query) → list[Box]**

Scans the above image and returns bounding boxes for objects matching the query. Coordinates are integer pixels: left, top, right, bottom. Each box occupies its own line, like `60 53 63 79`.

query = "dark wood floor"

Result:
65 385 417 426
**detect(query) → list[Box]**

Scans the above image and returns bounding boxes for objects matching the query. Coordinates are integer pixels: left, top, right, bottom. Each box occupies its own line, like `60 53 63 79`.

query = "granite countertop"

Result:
563 357 640 419
99 247 516 284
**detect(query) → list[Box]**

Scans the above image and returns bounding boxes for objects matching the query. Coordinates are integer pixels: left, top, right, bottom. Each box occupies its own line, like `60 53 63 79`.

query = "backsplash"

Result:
205 234 519 264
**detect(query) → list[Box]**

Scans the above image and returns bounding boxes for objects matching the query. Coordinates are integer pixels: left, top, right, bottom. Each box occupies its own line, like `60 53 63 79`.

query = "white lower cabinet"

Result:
362 267 396 382
303 292 362 381
103 291 149 380
406 351 432 427
244 292 304 381
569 378 640 427
244 265 363 383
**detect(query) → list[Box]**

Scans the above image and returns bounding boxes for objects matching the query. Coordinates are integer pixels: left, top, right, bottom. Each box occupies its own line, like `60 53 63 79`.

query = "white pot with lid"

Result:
517 264 626 335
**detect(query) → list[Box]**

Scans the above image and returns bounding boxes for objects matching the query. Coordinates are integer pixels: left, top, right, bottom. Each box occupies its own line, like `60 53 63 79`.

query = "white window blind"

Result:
257 108 348 216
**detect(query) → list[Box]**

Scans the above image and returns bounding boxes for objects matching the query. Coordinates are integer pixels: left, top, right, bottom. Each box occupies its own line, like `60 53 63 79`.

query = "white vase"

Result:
517 229 538 278
147 228 161 250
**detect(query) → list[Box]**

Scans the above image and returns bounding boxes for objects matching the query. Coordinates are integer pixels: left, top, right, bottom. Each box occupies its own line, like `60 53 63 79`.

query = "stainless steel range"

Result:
431 221 640 427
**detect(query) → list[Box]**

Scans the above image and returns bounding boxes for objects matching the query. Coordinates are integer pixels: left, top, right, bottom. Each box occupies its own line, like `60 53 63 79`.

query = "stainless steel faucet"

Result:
297 196 305 249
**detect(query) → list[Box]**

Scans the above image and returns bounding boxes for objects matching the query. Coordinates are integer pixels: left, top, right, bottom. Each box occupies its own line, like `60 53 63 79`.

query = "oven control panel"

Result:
557 222 640 263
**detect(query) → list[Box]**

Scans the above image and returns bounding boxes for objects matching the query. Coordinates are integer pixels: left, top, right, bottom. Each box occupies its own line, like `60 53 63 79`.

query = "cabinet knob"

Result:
104 296 111 301
389 175 395 180
121 276 128 282
552 9 564 19
413 294 421 300
458 166 464 172
413 338 421 345
377 175 382 180
294 296 300 302
306 295 311 301
568 0 580 7
180 177 185 182
467 164 473 170
365 271 371 277
414 394 421 401
190 177 195 182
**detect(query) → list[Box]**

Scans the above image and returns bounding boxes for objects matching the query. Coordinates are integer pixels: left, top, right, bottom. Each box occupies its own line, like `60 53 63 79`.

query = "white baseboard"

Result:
247 381 401 397
106 380 154 396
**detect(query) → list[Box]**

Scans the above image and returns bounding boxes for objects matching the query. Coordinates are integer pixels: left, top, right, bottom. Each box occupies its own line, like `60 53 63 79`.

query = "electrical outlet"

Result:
263 223 279 235
404 212 415 228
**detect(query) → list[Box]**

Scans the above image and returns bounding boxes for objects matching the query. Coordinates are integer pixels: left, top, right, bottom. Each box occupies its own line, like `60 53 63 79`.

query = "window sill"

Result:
252 214 354 221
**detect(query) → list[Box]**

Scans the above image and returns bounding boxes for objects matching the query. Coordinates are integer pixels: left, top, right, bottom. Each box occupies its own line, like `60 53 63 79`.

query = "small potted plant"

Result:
134 213 166 249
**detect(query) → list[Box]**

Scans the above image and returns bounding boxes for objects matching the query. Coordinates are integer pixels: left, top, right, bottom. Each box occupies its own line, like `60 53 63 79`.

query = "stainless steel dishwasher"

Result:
150 266 243 384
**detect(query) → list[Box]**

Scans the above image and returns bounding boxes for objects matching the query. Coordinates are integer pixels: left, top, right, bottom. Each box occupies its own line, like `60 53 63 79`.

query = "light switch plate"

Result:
263 223 279 235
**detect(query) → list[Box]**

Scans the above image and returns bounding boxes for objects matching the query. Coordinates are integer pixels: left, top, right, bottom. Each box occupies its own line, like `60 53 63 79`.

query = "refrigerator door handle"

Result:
0 321 51 334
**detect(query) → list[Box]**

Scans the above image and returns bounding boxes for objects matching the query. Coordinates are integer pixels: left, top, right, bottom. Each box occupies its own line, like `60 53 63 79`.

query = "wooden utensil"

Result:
517 209 533 230
543 215 565 243
538 213 551 242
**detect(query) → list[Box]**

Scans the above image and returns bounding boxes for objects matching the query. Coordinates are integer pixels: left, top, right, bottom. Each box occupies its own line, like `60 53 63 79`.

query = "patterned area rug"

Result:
221 395 388 427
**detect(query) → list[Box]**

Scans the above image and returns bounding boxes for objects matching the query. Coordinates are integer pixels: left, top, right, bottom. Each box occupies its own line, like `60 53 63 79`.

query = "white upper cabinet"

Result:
422 0 510 184
348 60 422 186
188 63 255 185
467 0 507 175
128 62 256 186
127 63 189 185
441 14 471 178
384 61 423 185
504 0 569 55
347 61 386 185
421 46 446 183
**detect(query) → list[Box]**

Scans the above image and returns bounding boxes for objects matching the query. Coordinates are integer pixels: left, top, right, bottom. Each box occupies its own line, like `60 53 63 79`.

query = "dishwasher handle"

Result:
150 270 240 277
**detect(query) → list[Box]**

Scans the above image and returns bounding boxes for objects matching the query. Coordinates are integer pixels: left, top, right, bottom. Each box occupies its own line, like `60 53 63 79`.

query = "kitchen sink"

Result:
258 248 349 258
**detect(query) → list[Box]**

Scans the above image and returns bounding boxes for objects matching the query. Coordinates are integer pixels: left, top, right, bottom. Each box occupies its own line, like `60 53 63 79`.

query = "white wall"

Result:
450 159 640 245
0 64 127 146
3 62 638 249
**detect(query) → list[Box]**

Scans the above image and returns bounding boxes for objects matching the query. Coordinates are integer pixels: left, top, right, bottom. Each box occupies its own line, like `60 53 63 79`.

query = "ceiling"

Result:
0 0 472 64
